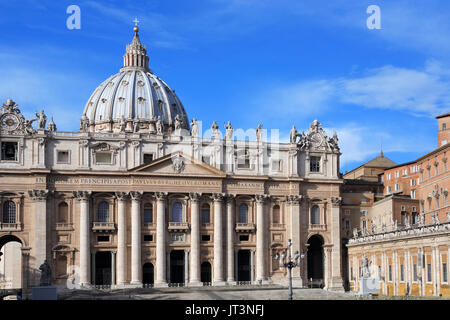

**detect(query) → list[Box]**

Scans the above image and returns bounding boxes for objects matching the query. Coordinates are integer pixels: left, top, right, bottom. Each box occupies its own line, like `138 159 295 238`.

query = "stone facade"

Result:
0 27 345 293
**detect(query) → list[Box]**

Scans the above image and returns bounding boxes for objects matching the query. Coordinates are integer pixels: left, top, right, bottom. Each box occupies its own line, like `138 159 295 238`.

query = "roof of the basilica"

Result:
81 25 189 132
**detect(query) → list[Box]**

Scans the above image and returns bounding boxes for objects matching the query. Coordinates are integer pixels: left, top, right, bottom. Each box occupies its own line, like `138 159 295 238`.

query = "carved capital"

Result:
189 192 202 201
226 194 236 204
130 191 143 201
73 191 91 201
79 139 89 147
115 192 129 201
255 194 269 203
155 192 168 201
212 193 225 202
286 194 303 205
28 189 49 201
330 196 342 207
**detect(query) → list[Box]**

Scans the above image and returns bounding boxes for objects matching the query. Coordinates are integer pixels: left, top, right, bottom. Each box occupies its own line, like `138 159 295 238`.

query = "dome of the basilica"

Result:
81 26 189 133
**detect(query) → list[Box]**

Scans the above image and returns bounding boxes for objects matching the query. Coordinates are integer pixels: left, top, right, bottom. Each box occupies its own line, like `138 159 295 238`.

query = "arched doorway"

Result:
170 250 185 285
94 251 111 286
0 235 23 289
307 235 324 288
143 263 154 285
201 262 211 283
237 250 251 282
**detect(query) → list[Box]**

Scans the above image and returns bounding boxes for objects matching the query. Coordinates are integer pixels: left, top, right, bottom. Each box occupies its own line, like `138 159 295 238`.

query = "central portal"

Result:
170 250 185 285
95 251 111 286
237 250 251 282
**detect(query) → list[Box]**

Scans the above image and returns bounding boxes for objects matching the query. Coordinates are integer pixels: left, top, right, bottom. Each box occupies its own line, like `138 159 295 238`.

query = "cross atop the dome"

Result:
133 18 139 27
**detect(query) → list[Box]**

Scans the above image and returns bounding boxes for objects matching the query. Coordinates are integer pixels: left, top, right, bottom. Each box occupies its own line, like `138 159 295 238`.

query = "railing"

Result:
201 223 212 228
168 282 185 287
0 223 22 232
93 285 112 290
235 223 255 232
168 222 190 231
143 222 155 228
202 282 212 286
56 223 74 231
236 281 252 286
307 278 324 288
143 283 154 288
92 222 116 232
309 224 327 231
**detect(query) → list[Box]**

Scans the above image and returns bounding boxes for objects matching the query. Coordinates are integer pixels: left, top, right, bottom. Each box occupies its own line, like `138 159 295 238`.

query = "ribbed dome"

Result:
81 26 189 133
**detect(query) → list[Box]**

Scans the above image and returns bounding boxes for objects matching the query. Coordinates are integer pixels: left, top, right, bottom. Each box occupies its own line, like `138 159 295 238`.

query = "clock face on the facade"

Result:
1 113 19 131
311 133 322 147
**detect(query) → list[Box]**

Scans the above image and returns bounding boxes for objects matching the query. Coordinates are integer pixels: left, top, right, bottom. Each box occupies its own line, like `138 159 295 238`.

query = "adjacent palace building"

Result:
0 25 448 298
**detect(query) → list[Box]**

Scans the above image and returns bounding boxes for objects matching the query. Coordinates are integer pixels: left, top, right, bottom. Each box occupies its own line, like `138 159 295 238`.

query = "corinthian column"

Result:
28 189 49 286
155 192 168 286
255 194 268 283
189 192 202 286
130 191 143 286
73 191 92 287
329 196 344 291
226 195 236 283
212 193 225 285
115 192 128 286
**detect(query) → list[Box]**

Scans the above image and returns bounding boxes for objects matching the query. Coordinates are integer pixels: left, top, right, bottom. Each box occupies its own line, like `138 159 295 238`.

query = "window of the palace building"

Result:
239 235 249 242
310 156 320 173
201 203 210 224
97 235 110 242
387 173 391 180
350 267 354 280
345 220 350 230
427 263 432 282
272 205 281 224
387 186 392 194
388 265 392 282
57 150 70 163
395 171 399 178
443 123 447 131
427 167 431 178
238 203 248 223
201 234 210 242
58 202 69 223
143 153 153 164
413 264 418 281
411 190 416 199
443 263 448 283
143 203 153 223
2 200 16 223
401 212 406 225
311 205 320 225
400 264 404 281
172 202 183 223
144 234 153 242
95 152 112 164
395 184 400 191
1 142 18 161
97 201 110 222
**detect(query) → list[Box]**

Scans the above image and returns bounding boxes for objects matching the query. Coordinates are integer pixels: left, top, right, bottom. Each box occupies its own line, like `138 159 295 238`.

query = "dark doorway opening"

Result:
143 262 154 285
307 235 324 288
170 250 185 284
95 251 111 285
342 238 349 291
237 250 251 282
201 262 212 283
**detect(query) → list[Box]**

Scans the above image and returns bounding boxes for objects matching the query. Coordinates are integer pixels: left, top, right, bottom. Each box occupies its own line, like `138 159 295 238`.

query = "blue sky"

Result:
0 0 449 173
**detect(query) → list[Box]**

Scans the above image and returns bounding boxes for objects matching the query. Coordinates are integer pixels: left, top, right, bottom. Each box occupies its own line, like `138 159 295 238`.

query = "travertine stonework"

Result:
0 27 344 292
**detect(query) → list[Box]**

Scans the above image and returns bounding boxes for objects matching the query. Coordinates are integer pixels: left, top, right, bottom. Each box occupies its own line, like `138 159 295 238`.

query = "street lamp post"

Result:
275 239 305 300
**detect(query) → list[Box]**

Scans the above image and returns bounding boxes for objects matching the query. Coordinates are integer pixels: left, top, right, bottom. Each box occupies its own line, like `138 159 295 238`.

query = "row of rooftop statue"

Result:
353 212 450 238
1 99 339 151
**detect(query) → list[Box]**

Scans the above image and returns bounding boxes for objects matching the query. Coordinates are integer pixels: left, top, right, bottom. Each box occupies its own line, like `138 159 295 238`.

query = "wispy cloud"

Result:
257 61 450 119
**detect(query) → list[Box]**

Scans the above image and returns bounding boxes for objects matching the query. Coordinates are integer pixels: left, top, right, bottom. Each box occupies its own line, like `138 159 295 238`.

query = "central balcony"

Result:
168 222 190 232
56 223 74 231
92 222 116 233
235 223 255 233
309 224 327 232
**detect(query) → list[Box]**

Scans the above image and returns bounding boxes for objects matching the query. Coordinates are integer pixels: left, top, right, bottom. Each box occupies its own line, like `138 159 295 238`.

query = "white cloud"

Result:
258 62 450 118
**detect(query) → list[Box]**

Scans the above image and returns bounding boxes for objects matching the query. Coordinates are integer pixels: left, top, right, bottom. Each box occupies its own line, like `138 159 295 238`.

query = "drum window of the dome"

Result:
95 152 112 164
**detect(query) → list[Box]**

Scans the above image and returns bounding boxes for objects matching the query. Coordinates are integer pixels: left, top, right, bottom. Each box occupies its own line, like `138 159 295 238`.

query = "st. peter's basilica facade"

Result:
0 25 345 293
